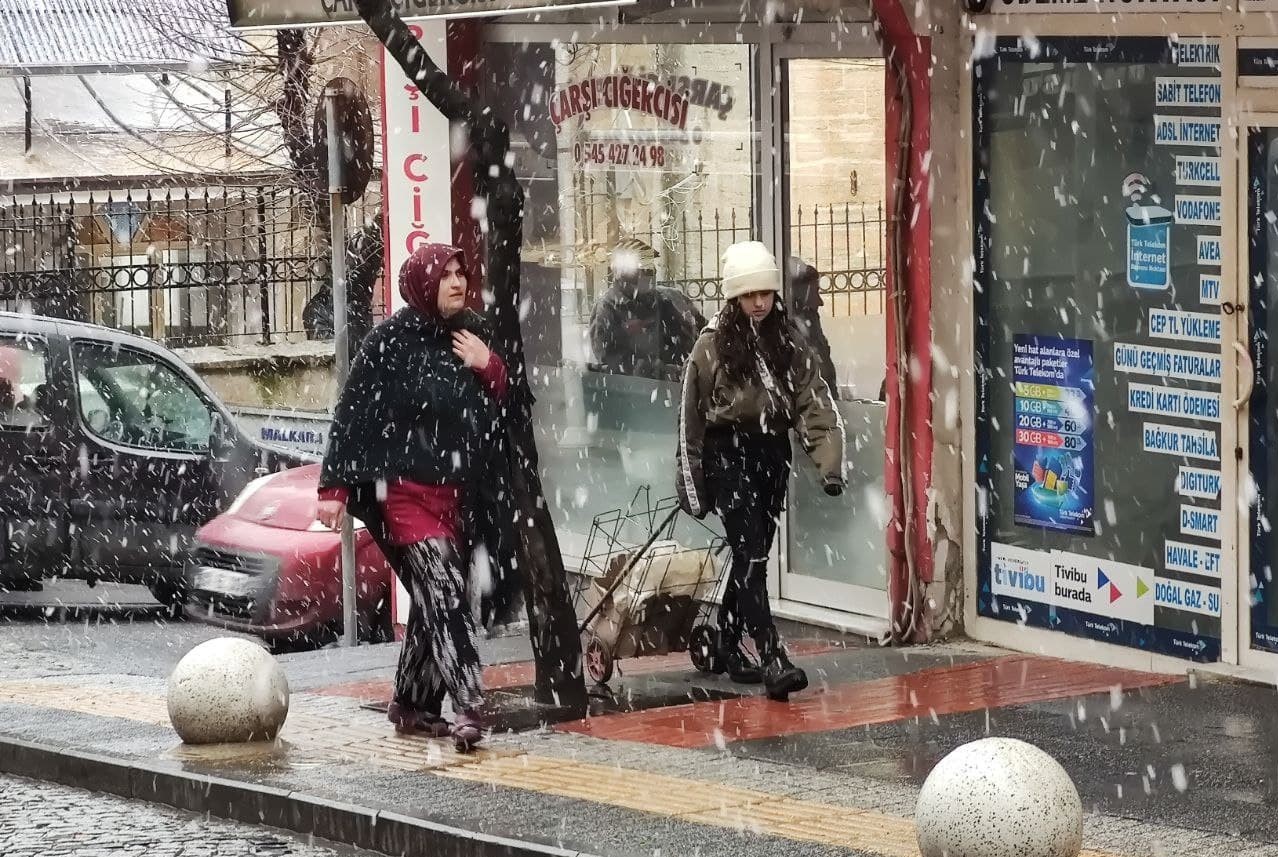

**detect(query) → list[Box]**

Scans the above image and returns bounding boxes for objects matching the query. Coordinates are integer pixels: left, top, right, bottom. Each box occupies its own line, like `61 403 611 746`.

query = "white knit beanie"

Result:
720 241 781 300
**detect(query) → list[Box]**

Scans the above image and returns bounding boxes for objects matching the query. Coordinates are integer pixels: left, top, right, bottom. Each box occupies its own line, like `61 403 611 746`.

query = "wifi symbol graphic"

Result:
1122 173 1153 200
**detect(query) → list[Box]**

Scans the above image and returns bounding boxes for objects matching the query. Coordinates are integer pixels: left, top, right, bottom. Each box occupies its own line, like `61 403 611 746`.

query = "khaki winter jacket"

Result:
676 326 845 518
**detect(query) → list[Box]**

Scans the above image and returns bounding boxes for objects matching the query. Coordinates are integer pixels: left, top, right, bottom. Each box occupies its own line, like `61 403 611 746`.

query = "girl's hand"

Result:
316 499 346 531
452 330 491 370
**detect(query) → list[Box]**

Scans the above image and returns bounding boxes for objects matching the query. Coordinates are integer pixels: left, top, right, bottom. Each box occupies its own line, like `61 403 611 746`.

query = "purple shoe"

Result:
451 709 485 753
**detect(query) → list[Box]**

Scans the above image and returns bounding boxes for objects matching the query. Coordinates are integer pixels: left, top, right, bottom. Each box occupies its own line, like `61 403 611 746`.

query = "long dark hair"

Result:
713 297 798 390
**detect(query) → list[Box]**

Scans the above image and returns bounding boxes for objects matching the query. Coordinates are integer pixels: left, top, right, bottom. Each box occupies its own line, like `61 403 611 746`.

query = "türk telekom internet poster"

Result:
1012 335 1096 535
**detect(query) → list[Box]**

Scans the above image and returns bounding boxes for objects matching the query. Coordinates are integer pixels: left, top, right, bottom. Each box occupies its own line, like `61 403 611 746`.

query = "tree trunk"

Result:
355 0 586 713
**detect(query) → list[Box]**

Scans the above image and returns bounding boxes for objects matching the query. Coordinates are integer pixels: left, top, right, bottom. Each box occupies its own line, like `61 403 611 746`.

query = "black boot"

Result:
713 638 763 684
760 635 807 701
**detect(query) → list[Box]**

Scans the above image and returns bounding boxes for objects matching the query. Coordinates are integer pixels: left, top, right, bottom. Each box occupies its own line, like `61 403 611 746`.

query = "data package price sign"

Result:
1012 336 1095 536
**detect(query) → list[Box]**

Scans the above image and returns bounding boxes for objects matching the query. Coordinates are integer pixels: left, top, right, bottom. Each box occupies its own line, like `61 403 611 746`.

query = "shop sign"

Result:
1176 466 1221 500
380 20 451 309
1126 382 1220 422
1148 308 1221 344
989 543 1157 626
549 69 737 172
1126 202 1172 290
1175 156 1220 188
1164 538 1223 578
1154 577 1222 617
1180 503 1222 540
1141 422 1219 461
1174 39 1222 69
1196 235 1222 266
1154 115 1222 148
1113 341 1222 384
1155 77 1222 108
227 0 631 28
375 19 452 635
1011 335 1095 535
548 71 736 132
992 0 1219 12
1174 194 1222 226
1200 274 1221 304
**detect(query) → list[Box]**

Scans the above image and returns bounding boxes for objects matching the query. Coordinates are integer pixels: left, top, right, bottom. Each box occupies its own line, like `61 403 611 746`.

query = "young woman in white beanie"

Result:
676 240 845 701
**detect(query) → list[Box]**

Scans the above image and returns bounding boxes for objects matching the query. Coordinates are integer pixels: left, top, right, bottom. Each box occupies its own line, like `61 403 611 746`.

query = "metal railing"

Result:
1 185 885 351
574 199 888 319
0 185 384 348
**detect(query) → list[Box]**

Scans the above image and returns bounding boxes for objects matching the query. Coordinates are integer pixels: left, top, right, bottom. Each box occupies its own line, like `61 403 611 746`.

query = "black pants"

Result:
704 429 791 656
386 538 485 715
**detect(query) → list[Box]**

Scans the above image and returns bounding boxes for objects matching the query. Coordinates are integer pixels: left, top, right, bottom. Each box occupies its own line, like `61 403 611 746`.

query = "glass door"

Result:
1243 123 1278 669
776 51 889 617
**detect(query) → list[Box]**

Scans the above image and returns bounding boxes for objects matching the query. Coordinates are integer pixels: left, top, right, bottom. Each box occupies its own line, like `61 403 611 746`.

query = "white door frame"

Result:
769 40 889 620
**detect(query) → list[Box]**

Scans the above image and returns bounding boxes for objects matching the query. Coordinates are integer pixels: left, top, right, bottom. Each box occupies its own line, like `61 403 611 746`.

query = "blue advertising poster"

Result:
1012 335 1096 535
1126 203 1173 290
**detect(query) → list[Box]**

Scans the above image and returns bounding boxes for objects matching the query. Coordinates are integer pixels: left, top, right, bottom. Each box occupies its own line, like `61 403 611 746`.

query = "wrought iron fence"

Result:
1 185 884 351
789 202 887 317
0 185 384 348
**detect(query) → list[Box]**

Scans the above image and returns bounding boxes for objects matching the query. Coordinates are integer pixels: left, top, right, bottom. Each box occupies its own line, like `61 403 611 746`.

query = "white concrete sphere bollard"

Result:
167 637 290 744
916 737 1082 857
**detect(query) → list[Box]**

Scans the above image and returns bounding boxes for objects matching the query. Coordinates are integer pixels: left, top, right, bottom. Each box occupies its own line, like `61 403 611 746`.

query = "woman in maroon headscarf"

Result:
316 243 512 752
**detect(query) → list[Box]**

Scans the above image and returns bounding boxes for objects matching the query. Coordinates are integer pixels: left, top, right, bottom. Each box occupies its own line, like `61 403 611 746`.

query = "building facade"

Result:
938 1 1278 679
426 0 1278 678
0 0 385 348
395 0 932 636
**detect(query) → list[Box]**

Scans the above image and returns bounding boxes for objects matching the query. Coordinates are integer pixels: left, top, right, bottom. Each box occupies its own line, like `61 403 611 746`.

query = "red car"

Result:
184 463 395 647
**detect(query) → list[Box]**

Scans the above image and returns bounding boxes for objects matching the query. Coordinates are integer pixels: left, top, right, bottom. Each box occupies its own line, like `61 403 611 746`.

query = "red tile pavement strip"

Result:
315 639 838 701
554 655 1184 748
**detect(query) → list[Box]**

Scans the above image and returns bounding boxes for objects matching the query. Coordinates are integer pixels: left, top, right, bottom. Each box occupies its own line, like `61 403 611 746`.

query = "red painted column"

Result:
872 0 933 641
447 21 484 309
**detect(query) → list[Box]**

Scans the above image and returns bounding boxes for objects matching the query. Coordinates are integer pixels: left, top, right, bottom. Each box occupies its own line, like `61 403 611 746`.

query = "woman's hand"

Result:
316 499 346 531
452 330 492 370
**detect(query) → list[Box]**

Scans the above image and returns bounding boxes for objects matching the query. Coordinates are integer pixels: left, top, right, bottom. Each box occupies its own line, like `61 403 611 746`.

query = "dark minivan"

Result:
0 312 305 609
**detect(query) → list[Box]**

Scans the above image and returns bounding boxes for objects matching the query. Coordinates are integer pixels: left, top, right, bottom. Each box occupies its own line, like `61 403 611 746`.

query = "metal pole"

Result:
326 86 358 648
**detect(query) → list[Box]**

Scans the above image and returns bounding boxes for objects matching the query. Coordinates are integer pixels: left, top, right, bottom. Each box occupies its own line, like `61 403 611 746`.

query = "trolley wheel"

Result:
689 624 718 673
585 637 614 685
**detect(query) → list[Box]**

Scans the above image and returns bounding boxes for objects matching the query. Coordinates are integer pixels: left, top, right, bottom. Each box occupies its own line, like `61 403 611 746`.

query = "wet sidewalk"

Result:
2 621 1278 856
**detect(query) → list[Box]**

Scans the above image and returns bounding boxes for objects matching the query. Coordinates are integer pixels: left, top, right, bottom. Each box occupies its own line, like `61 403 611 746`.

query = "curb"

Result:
0 734 596 857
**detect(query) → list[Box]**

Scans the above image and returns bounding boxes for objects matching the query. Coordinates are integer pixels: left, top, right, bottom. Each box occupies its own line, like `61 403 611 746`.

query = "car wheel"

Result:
148 580 187 619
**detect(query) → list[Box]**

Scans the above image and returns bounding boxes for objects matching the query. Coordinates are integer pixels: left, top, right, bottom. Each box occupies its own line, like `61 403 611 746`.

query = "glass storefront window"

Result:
483 36 890 619
974 38 1224 660
482 40 758 559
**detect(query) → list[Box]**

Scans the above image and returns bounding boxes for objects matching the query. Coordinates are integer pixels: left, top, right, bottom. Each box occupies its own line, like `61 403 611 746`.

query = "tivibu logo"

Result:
1096 569 1123 604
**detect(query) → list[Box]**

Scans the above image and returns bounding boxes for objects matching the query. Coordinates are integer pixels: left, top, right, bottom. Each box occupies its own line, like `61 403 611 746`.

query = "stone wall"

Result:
177 342 336 412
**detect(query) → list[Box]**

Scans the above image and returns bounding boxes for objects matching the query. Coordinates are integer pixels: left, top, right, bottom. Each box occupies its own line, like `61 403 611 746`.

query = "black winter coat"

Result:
320 306 522 626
